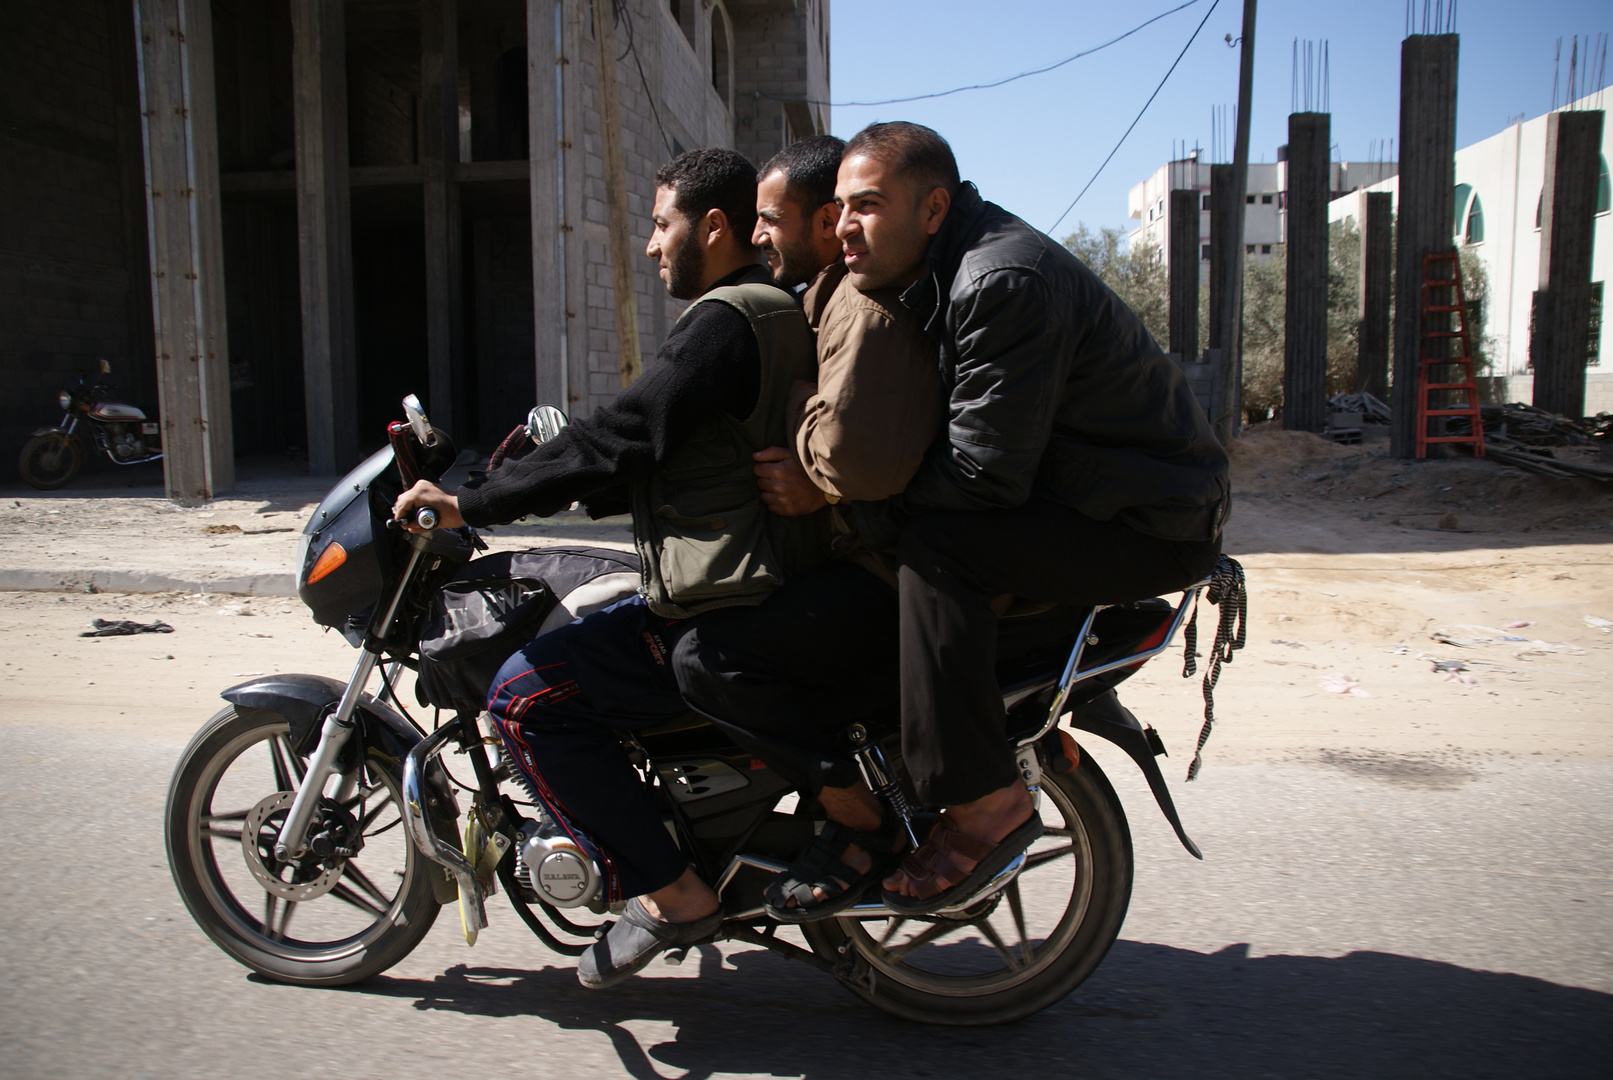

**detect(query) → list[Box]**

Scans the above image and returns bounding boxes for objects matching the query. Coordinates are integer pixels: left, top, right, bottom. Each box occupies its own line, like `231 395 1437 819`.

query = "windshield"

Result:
303 446 395 535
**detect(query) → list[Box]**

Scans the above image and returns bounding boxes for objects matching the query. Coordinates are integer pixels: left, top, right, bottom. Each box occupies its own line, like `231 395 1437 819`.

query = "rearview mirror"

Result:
402 393 434 446
98 358 111 375
526 405 568 445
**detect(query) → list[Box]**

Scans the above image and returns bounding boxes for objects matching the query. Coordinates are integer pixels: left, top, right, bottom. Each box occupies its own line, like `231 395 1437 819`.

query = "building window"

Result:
1246 244 1255 254
1466 192 1485 243
1599 155 1611 214
1246 194 1255 204
1202 195 1212 211
1261 194 1273 204
1591 282 1604 366
710 4 732 102
1201 243 1212 260
1261 244 1272 254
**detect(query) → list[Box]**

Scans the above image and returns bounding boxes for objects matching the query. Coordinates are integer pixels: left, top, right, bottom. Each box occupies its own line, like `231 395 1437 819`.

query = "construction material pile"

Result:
1460 403 1613 481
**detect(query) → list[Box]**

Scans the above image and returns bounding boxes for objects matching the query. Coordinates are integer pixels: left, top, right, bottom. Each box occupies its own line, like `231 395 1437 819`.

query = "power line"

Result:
771 0 1205 109
612 0 674 157
1047 0 1222 236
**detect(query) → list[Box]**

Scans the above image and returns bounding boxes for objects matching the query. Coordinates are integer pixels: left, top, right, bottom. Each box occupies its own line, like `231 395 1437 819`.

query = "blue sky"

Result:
826 0 1610 240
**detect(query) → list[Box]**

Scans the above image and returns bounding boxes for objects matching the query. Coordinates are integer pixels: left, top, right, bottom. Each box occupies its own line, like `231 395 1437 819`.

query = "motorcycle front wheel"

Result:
802 746 1133 1025
17 432 83 490
165 705 441 986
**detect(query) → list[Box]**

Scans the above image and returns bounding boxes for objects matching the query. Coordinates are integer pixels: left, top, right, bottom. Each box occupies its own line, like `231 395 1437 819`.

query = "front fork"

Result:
273 537 429 862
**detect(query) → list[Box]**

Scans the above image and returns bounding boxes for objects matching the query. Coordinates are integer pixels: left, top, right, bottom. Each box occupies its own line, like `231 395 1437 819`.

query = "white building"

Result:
1128 153 1397 281
1329 92 1612 411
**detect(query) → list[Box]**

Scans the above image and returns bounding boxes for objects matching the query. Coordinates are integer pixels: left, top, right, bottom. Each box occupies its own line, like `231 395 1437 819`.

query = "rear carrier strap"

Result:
1180 555 1248 781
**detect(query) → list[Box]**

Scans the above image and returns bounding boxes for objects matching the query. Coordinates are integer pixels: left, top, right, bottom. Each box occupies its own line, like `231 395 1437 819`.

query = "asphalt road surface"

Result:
0 718 1607 1080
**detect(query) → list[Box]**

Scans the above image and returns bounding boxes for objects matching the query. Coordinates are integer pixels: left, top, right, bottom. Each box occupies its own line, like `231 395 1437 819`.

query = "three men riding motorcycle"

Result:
394 122 1230 989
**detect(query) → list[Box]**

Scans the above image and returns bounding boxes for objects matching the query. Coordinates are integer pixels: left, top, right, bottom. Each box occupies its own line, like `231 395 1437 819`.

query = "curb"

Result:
0 567 298 597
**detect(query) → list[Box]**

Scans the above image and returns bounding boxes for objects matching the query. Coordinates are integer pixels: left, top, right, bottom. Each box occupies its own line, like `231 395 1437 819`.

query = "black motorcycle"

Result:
163 396 1245 1025
17 359 162 489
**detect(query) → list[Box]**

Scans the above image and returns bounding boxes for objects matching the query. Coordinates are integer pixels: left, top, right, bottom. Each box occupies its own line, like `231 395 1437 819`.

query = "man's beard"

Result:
665 226 706 300
769 233 822 289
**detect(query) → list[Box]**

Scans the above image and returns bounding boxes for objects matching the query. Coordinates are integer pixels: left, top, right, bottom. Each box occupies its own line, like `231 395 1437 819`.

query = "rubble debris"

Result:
1328 391 1392 423
202 524 242 535
1584 615 1613 633
1320 672 1371 697
80 619 174 637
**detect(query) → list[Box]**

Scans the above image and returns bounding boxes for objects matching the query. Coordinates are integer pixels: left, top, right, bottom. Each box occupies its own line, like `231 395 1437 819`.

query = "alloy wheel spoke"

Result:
355 791 397 835
269 735 305 793
263 894 297 941
342 862 395 908
1005 880 1034 964
972 917 1024 973
1041 827 1076 839
882 918 967 962
877 917 908 949
329 880 388 917
1024 843 1076 869
200 809 248 842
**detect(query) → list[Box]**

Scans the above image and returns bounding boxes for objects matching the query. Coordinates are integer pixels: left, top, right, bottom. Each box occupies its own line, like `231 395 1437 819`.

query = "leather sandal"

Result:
880 813 1043 917
576 897 722 989
764 818 906 924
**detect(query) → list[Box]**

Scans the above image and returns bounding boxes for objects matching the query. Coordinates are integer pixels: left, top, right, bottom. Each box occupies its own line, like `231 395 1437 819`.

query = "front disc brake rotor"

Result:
241 792 344 902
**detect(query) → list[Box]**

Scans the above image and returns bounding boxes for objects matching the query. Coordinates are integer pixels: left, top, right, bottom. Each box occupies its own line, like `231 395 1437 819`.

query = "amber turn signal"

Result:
307 541 347 584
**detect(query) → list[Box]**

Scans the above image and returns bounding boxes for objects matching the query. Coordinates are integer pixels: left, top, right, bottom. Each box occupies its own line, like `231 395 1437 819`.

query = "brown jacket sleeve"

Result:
792 284 945 502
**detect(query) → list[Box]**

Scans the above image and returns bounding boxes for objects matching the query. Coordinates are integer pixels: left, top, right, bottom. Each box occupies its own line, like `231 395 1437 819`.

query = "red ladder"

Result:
1416 252 1486 458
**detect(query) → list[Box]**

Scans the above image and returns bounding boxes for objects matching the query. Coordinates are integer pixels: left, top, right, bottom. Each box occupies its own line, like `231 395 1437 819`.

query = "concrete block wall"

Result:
566 0 825 418
0 0 154 473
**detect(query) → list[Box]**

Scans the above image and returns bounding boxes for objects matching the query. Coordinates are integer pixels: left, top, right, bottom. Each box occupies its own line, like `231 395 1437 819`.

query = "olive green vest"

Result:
631 282 828 618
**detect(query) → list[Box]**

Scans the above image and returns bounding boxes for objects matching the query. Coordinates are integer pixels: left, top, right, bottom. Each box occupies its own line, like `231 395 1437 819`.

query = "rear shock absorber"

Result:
847 723 921 851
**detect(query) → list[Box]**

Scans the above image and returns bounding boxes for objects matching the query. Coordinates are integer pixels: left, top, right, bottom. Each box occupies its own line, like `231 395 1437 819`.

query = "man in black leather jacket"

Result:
751 122 1229 914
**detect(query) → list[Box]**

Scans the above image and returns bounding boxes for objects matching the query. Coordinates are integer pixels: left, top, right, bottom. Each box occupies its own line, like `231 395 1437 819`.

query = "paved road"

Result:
0 720 1607 1079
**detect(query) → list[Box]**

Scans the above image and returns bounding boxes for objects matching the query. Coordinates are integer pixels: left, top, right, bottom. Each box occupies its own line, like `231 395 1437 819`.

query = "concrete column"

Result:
591 0 643 388
528 0 567 411
1282 112 1329 433
422 0 463 431
132 0 234 503
1531 109 1605 419
1390 34 1458 458
290 0 358 474
1356 190 1393 399
1168 188 1199 360
1207 164 1235 352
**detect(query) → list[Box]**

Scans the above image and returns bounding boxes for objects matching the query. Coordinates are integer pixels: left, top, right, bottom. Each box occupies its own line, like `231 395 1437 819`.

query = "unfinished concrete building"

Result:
2 0 831 499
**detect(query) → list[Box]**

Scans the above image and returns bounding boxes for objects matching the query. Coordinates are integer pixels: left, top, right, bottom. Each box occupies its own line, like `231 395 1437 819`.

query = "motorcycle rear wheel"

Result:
802 748 1133 1025
165 705 440 986
17 433 83 490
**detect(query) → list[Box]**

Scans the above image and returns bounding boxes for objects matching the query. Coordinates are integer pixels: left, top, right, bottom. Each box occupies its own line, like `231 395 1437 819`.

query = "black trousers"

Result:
897 499 1221 805
673 561 900 796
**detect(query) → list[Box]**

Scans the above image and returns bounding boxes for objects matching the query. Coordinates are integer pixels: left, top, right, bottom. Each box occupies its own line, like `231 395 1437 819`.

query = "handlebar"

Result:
386 507 439 532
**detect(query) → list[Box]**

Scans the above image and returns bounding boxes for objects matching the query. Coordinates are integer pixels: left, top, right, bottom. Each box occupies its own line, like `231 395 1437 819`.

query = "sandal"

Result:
880 813 1044 916
764 818 906 923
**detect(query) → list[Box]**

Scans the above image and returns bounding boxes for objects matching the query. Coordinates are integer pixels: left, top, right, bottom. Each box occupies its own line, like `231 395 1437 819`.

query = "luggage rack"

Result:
1015 578 1210 749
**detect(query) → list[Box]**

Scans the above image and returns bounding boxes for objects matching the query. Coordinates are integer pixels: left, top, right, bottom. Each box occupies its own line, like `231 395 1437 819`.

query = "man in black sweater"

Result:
393 148 819 989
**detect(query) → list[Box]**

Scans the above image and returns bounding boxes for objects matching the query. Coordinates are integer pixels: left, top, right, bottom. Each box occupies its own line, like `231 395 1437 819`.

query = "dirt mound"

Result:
1230 423 1613 534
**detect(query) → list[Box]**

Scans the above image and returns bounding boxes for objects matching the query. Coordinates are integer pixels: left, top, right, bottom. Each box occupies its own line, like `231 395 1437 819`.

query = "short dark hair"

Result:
758 134 846 211
843 121 960 198
654 147 758 249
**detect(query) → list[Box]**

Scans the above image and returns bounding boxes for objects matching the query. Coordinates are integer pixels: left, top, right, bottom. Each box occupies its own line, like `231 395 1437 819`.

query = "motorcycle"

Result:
163 395 1246 1025
17 359 162 489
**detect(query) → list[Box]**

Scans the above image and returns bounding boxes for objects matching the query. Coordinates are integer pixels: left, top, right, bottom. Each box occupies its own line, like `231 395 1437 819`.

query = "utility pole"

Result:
1212 0 1256 443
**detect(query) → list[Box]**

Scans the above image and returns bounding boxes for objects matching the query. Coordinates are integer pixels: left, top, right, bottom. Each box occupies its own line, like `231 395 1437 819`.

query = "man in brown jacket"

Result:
673 138 945 920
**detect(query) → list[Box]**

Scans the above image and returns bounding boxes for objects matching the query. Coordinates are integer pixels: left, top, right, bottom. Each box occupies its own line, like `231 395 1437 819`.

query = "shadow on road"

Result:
356 938 1610 1078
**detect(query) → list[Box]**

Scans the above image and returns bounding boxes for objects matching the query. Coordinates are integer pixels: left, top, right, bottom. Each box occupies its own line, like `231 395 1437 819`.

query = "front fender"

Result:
221 674 462 899
1062 689 1202 859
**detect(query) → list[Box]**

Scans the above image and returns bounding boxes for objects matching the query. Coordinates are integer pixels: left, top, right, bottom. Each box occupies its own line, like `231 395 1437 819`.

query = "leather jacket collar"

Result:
900 181 986 338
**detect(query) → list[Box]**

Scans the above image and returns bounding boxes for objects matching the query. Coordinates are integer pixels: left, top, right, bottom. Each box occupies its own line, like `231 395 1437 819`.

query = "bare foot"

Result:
639 866 719 924
883 782 1034 899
